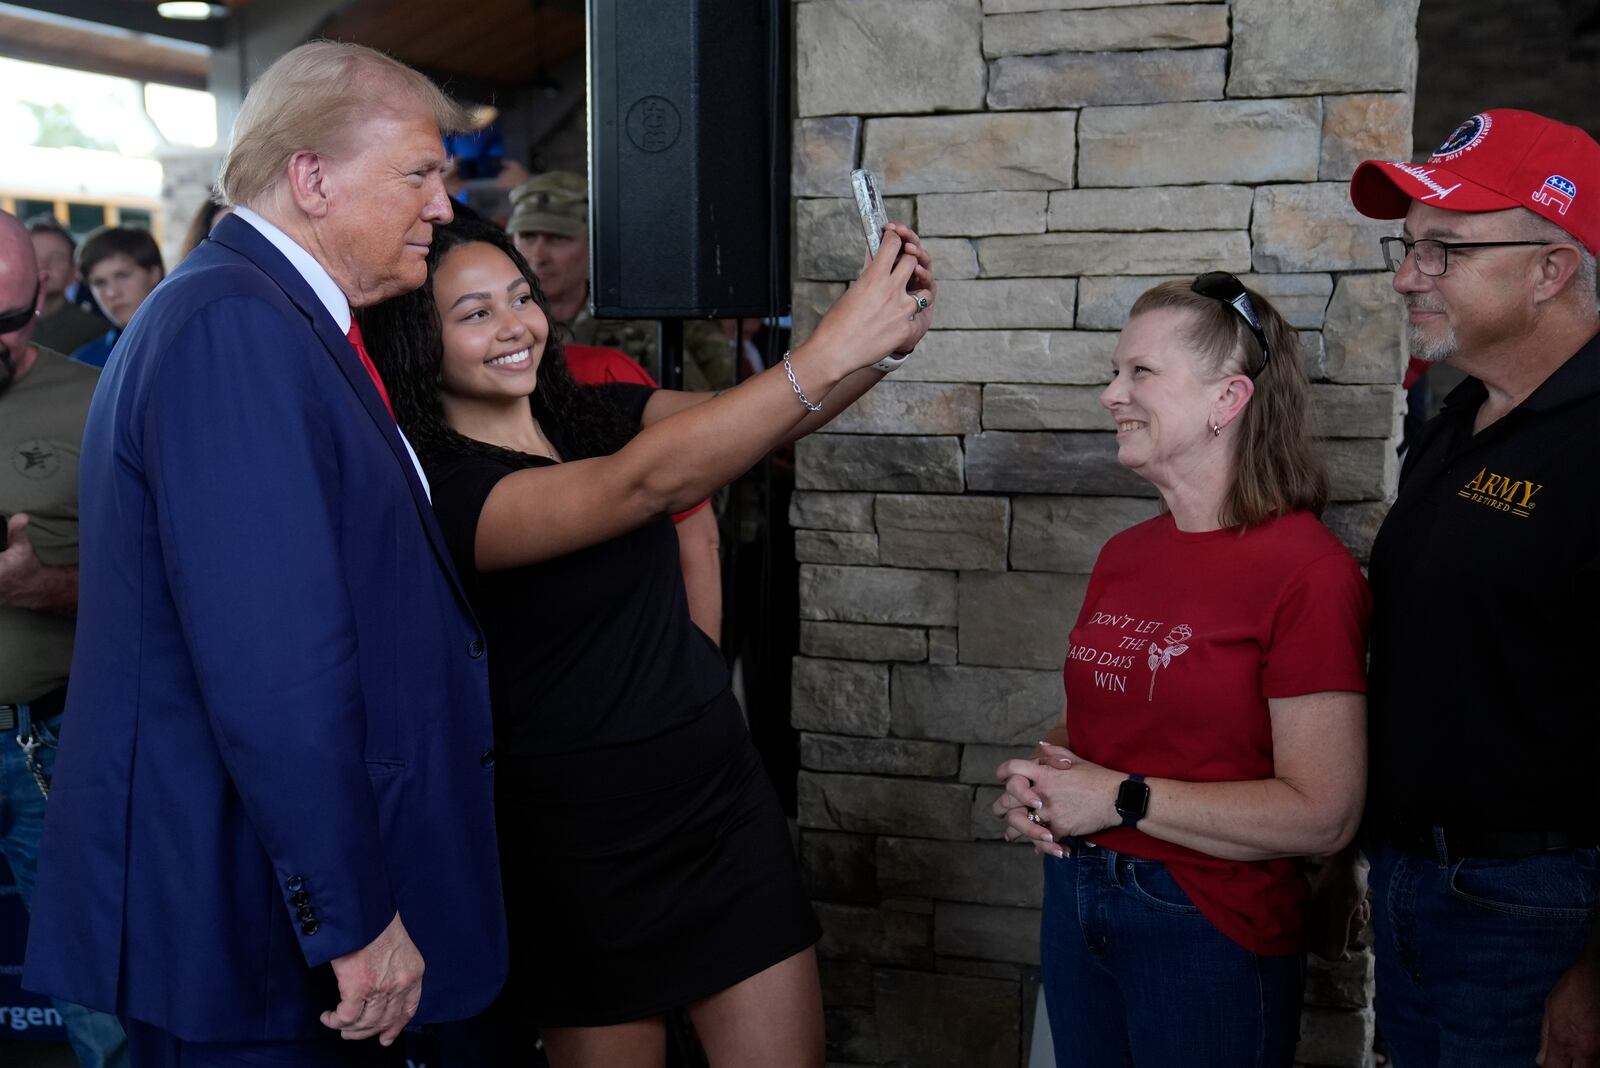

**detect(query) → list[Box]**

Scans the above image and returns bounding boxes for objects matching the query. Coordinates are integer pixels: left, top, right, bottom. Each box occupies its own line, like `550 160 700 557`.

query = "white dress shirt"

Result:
232 206 431 499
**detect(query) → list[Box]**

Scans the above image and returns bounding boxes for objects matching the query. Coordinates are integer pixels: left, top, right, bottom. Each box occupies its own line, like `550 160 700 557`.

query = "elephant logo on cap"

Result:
1533 175 1577 216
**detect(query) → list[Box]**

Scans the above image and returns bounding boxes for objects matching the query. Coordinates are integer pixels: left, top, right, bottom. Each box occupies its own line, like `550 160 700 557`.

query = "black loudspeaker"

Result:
587 0 790 319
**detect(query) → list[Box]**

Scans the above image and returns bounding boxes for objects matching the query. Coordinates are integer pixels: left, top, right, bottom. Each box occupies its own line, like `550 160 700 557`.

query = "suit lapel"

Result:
207 216 473 609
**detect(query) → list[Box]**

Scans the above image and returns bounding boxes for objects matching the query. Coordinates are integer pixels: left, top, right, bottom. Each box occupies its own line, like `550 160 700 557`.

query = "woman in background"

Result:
179 195 230 260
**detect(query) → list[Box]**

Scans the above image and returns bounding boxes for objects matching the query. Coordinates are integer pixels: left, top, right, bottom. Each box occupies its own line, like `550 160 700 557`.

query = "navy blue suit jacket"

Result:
24 215 507 1040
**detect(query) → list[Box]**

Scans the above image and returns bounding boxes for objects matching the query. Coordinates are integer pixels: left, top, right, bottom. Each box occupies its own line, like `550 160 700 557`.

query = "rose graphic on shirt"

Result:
1146 623 1193 701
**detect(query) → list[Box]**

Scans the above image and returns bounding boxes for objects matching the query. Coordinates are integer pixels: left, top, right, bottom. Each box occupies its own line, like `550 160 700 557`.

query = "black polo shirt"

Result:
1368 332 1600 832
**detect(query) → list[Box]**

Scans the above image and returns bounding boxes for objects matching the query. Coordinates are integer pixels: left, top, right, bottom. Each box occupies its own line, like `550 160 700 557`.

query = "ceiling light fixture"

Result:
157 2 228 19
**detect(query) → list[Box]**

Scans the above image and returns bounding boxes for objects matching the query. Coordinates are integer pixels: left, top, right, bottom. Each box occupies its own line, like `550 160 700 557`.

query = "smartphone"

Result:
851 168 889 257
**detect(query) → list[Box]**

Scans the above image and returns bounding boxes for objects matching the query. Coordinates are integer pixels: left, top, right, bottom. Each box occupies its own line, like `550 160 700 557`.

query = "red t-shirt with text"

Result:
1063 511 1371 955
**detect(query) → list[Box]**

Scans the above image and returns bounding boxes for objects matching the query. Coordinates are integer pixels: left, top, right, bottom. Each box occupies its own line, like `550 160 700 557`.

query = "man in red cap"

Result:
1311 109 1600 1067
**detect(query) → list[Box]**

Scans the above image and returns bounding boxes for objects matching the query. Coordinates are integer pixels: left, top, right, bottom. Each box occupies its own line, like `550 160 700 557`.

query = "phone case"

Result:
851 168 888 257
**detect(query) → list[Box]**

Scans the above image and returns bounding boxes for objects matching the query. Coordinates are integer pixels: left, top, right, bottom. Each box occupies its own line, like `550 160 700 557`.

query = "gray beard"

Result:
1408 320 1458 364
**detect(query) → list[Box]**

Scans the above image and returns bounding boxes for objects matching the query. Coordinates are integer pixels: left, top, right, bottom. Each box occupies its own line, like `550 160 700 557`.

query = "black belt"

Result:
1381 824 1598 860
0 685 68 733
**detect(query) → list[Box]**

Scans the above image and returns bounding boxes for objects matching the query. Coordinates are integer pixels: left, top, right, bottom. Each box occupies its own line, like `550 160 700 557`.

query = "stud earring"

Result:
1210 420 1222 437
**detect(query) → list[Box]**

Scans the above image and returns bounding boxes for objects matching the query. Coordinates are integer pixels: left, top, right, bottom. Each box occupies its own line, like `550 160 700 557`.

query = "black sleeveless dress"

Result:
427 383 819 1026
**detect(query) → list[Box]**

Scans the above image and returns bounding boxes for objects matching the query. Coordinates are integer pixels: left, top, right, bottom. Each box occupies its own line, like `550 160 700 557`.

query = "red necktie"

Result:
345 319 394 420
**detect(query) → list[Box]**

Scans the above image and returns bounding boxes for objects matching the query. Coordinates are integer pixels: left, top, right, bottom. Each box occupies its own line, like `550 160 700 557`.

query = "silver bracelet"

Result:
782 350 822 412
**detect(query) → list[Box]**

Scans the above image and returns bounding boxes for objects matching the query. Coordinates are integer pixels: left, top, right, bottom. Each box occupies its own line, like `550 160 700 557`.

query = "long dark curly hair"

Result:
357 210 636 466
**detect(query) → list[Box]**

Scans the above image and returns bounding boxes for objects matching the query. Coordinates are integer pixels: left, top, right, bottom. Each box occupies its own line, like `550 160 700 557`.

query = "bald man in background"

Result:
0 210 129 1068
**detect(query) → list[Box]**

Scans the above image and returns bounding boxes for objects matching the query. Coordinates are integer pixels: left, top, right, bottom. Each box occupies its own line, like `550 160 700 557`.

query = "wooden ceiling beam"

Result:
318 0 584 87
0 11 209 89
3 1 227 48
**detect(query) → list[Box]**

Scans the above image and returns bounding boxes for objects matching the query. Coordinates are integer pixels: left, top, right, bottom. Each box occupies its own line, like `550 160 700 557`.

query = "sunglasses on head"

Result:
0 281 40 335
1191 272 1270 380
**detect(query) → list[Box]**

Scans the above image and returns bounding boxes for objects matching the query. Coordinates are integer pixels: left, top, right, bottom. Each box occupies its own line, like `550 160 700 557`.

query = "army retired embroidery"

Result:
1458 466 1542 518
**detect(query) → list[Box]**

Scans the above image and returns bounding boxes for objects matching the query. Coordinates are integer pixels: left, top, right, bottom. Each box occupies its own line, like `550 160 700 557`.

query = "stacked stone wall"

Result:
789 2 1416 1064
155 147 223 274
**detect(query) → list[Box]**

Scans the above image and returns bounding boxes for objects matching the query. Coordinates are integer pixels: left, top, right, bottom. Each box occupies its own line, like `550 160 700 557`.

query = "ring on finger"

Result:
1027 810 1046 825
916 295 930 309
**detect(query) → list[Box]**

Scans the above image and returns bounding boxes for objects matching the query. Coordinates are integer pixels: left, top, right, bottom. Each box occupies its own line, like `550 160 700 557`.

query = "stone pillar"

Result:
789 2 1417 1065
156 147 224 271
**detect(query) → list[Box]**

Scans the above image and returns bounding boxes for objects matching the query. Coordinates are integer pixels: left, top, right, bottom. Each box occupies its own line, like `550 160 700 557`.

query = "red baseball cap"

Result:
1350 109 1600 254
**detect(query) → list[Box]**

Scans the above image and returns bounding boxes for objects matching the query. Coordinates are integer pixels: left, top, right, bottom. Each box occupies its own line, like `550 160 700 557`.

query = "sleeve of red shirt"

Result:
1260 550 1373 698
1402 356 1430 392
564 344 657 387
562 344 709 523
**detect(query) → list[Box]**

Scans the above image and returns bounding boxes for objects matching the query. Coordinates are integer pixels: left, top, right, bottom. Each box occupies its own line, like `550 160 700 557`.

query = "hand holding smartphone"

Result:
851 168 918 373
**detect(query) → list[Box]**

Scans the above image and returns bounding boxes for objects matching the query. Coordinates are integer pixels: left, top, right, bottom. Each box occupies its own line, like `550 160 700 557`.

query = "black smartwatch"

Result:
1115 774 1150 828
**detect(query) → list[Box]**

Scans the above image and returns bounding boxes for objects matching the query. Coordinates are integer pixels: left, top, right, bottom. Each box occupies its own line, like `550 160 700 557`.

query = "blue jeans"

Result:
1 707 130 1068
1040 844 1303 1068
1370 838 1599 1068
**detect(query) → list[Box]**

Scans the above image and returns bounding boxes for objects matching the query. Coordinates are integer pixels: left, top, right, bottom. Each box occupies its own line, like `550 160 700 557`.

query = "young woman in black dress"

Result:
360 214 934 1067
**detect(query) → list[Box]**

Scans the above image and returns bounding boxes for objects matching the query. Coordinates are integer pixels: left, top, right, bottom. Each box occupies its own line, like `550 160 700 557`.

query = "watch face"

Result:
1116 778 1150 818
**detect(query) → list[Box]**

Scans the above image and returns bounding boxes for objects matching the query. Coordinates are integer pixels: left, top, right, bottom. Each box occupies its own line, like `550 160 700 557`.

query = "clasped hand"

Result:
992 743 1122 857
0 513 73 614
322 912 424 1045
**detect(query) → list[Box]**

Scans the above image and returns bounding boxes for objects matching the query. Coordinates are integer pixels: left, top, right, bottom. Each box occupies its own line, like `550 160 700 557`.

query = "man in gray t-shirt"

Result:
0 209 128 1068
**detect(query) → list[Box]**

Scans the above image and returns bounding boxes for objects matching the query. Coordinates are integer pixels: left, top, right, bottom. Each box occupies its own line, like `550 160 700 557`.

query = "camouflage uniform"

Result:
567 311 733 393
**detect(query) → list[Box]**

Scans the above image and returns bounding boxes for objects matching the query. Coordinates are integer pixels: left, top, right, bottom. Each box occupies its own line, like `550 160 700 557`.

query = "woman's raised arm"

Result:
474 228 932 571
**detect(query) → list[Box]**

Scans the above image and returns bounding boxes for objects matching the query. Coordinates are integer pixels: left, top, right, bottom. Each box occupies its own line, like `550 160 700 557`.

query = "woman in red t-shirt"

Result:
992 276 1371 1067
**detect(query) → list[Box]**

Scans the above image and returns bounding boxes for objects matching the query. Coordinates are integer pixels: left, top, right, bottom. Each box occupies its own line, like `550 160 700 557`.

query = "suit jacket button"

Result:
480 749 495 768
290 890 309 907
287 875 305 893
302 920 320 936
297 905 315 922
468 639 485 658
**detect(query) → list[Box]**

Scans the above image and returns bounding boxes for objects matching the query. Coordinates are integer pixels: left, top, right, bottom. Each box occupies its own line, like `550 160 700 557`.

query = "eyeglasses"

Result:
1191 272 1269 379
1380 236 1553 277
0 281 39 335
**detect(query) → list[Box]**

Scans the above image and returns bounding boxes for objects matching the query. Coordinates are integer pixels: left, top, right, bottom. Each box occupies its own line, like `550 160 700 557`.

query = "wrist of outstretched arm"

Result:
872 351 909 374
788 333 861 389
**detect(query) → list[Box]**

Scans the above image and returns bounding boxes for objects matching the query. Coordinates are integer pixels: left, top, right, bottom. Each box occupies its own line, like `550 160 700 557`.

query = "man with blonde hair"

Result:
24 41 506 1067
